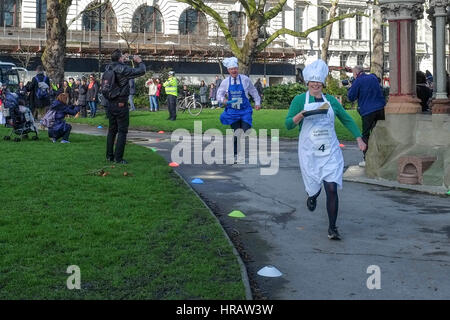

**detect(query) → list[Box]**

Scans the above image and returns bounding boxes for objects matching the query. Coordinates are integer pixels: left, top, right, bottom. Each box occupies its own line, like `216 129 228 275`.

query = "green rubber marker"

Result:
228 210 246 218
447 190 450 195
151 148 157 152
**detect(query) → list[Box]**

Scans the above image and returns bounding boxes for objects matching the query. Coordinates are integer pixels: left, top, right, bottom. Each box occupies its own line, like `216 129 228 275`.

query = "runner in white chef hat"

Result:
216 57 261 163
285 59 366 240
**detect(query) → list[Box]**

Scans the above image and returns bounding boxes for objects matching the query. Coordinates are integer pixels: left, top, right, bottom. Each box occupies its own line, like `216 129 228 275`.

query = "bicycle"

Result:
177 94 203 116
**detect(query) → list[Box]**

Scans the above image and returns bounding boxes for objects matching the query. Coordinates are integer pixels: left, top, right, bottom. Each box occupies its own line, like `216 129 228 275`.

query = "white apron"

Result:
298 92 344 196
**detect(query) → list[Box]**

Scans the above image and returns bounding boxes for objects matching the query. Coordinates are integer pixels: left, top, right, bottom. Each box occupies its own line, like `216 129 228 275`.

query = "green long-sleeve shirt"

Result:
285 92 361 138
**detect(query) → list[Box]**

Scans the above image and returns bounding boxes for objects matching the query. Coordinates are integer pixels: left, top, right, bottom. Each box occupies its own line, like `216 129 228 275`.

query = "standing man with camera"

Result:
347 66 386 167
104 49 146 164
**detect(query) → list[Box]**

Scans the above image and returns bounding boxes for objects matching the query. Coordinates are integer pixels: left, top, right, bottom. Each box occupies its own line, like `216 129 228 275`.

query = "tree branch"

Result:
176 0 242 59
257 11 367 51
238 0 252 15
263 0 287 21
67 0 110 28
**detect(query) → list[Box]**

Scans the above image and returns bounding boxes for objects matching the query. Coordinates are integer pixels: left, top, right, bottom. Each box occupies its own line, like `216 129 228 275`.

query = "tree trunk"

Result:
240 20 260 75
42 0 72 85
371 3 383 79
321 1 338 62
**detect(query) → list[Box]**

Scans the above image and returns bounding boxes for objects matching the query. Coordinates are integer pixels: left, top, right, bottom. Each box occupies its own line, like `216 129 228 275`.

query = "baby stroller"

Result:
2 92 39 142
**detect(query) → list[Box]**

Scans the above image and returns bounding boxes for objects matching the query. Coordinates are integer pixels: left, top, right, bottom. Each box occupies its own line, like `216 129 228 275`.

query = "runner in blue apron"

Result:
217 57 261 162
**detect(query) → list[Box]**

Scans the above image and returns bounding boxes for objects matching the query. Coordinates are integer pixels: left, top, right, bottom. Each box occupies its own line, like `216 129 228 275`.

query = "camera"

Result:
128 55 134 60
341 77 355 86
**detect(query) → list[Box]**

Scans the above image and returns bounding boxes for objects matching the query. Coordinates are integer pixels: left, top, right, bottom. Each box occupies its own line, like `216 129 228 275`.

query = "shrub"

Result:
262 82 307 109
323 76 349 106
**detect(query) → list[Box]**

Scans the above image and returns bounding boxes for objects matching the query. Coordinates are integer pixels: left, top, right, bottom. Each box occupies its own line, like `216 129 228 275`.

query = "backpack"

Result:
40 109 56 128
101 66 121 100
35 75 49 99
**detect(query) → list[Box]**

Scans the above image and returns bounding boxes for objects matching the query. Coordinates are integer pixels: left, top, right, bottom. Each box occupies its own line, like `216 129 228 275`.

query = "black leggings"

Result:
310 181 339 229
230 120 252 156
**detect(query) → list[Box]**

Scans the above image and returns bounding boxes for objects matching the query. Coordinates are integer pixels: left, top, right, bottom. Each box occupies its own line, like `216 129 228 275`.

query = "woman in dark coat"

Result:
416 71 432 112
86 74 99 118
77 77 88 118
48 93 79 143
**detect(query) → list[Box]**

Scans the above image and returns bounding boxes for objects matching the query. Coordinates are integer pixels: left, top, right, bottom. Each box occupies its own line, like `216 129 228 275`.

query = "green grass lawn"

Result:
0 127 246 299
69 108 362 141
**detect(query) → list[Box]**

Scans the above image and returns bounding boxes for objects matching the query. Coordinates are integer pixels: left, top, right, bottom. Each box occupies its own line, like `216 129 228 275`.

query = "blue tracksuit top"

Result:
347 73 386 116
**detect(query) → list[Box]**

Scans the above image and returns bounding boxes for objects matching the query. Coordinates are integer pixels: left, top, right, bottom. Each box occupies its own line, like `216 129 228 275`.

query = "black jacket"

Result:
106 61 146 101
29 73 50 109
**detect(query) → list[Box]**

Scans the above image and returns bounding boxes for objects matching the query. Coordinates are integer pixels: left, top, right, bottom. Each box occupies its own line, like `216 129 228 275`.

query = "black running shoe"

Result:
307 196 317 211
328 227 341 240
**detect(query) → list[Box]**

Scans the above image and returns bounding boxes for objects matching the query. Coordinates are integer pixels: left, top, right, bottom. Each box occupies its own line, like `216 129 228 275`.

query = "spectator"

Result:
68 77 75 89
16 81 28 106
215 75 223 107
48 93 80 143
425 70 433 88
416 71 432 112
254 78 264 101
181 84 190 98
209 83 218 109
129 78 136 111
77 77 88 118
87 74 99 118
347 65 386 167
62 80 73 104
29 65 51 120
199 80 208 108
72 78 81 106
155 78 162 110
145 78 158 112
163 71 178 121
105 49 146 164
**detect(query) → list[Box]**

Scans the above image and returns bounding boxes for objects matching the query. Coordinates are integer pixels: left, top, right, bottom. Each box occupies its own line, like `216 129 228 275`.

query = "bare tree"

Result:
42 0 110 84
320 0 339 63
176 0 365 74
371 1 383 78
14 45 35 70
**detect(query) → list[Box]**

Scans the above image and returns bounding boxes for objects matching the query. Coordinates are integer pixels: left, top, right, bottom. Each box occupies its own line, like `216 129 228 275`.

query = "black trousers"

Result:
80 105 87 118
231 120 252 156
361 108 385 157
106 101 129 161
167 95 177 120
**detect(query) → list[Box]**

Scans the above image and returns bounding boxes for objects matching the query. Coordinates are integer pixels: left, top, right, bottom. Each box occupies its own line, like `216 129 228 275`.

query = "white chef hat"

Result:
303 59 329 85
223 57 239 69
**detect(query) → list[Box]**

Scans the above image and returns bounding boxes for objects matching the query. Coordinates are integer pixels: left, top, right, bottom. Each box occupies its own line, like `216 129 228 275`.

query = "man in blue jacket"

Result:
348 66 386 167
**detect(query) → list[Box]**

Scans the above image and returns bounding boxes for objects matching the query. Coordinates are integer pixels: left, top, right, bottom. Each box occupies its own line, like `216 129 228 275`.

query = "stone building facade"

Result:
0 0 435 79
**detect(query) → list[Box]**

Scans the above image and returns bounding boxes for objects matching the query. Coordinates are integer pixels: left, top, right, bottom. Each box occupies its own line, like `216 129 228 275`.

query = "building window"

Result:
132 5 163 33
82 1 117 32
1 0 19 27
339 19 345 39
294 5 304 32
340 54 348 68
179 8 208 36
357 54 365 66
228 11 246 38
36 0 46 28
319 8 328 39
356 15 362 40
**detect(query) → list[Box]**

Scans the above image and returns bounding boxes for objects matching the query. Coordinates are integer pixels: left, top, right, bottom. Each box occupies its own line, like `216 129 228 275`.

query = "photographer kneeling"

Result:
48 93 79 143
104 50 146 164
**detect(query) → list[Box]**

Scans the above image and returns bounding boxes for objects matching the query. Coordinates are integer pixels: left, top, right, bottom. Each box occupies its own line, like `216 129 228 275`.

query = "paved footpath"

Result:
72 123 450 300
